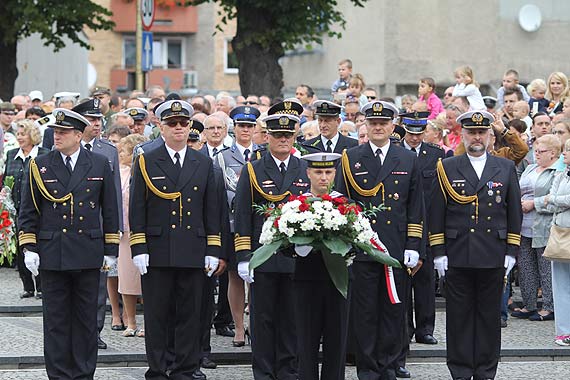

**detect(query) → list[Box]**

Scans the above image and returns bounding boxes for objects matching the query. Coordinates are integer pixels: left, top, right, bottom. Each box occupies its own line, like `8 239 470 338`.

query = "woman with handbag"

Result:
541 139 570 346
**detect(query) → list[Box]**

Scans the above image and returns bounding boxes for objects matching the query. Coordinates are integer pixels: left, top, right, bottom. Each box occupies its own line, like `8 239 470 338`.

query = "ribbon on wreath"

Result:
370 236 401 304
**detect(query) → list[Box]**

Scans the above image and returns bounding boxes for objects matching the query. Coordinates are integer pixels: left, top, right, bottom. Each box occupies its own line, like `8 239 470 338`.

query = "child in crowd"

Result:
512 100 533 129
348 74 368 106
400 94 417 112
331 58 353 92
418 77 444 119
527 79 550 115
497 69 530 107
452 65 485 110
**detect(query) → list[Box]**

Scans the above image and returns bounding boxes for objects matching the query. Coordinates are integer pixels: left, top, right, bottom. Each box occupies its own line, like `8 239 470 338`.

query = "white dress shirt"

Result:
467 152 487 179
60 148 81 170
165 145 187 168
368 140 390 165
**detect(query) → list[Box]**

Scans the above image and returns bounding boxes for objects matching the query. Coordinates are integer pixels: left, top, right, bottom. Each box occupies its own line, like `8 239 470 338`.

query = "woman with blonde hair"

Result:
546 72 570 116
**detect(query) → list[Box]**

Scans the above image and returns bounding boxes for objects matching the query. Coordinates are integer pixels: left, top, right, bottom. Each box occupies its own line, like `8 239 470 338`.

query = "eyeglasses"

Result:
244 101 258 105
1 111 15 116
164 119 190 127
366 96 377 100
444 93 453 97
204 125 226 131
270 132 294 139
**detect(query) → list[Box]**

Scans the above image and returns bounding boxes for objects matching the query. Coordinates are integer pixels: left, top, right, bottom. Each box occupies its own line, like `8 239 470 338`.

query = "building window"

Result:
123 36 185 69
224 38 238 74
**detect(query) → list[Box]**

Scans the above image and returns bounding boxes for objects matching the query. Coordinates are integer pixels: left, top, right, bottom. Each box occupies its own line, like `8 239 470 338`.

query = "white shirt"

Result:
15 145 40 161
60 147 81 170
271 154 291 171
207 143 225 159
165 144 187 168
403 140 421 156
467 152 487 179
321 133 340 152
236 143 253 161
81 139 96 150
369 140 390 165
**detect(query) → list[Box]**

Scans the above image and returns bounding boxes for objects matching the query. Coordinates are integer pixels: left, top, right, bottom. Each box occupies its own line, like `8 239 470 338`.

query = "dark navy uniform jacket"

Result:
335 143 423 262
302 133 358 154
129 144 221 268
429 154 522 268
18 149 120 270
233 153 310 273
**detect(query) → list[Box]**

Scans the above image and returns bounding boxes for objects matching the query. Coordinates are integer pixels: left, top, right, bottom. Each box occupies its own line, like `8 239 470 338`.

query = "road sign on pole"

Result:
141 0 155 31
142 32 153 72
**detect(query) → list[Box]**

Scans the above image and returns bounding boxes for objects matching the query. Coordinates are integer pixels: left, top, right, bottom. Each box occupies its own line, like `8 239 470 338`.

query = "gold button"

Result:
163 186 167 190
471 202 476 206
62 228 67 233
172 211 176 215
470 228 475 232
471 215 475 220
86 189 90 193
187 211 191 216
172 198 177 202
387 220 391 225
488 203 493 207
193 186 198 191
79 216 84 221
78 202 83 207
394 180 399 185
171 224 176 229
187 198 191 203
78 229 83 234
63 215 67 220
372 220 376 224
269 191 273 195
388 194 393 198
363 179 368 184
63 202 67 206
53 190 58 194
487 229 491 233
187 226 191 230
487 216 491 221
387 207 392 211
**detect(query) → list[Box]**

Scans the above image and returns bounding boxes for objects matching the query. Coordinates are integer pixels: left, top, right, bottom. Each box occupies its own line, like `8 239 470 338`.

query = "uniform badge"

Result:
55 111 65 123
471 112 484 125
422 150 427 155
129 109 138 116
93 98 100 108
354 162 361 169
171 102 182 112
495 195 502 204
90 201 96 209
488 190 494 196
40 166 47 174
393 193 400 201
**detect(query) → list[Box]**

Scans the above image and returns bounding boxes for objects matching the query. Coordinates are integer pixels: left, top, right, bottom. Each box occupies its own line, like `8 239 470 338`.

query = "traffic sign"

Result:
142 31 153 72
141 0 155 31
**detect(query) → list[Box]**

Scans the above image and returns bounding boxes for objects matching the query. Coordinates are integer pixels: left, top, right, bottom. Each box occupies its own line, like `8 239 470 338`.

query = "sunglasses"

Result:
366 96 377 100
270 132 294 139
165 119 190 127
244 101 258 105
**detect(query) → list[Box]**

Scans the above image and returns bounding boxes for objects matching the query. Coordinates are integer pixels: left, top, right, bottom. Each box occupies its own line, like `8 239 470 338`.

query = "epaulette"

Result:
426 142 443 150
98 138 117 149
251 145 267 162
214 146 230 156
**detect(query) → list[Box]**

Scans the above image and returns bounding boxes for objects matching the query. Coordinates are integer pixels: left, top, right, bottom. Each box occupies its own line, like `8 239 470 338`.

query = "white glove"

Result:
295 244 313 257
24 250 40 276
434 256 448 278
504 255 516 276
404 249 419 268
237 261 254 283
133 254 149 275
205 256 220 277
103 255 117 269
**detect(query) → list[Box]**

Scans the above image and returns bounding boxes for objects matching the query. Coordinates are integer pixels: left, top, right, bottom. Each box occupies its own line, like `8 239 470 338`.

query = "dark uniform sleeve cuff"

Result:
19 232 37 247
236 250 252 263
129 232 147 257
234 234 252 252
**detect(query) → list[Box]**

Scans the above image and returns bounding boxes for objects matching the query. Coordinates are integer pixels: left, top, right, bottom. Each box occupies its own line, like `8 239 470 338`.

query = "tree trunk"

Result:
232 2 284 98
0 40 18 102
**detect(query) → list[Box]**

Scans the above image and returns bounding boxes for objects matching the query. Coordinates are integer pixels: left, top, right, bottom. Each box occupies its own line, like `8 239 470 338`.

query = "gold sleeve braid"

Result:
407 224 423 238
207 234 222 247
428 233 445 246
18 232 37 246
234 234 251 251
246 162 291 202
436 159 479 223
29 159 74 219
507 233 521 246
104 233 120 244
138 154 183 226
129 232 146 246
340 151 385 200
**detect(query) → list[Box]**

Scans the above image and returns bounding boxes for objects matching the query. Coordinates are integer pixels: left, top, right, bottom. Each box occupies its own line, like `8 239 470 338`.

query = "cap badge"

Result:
245 107 250 113
171 102 182 112
471 112 484 124
284 101 291 110
414 111 419 118
55 111 65 123
129 109 138 116
279 116 289 126
93 99 100 108
323 103 328 109
372 102 383 113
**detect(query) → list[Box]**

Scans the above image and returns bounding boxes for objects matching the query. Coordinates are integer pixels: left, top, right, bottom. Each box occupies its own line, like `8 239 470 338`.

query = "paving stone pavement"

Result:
1 362 570 380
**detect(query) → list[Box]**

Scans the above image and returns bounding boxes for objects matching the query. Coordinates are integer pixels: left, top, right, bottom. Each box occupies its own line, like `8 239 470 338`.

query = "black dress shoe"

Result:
97 336 107 349
201 356 217 369
396 366 411 378
215 326 235 337
500 319 508 328
192 369 207 380
35 292 42 299
20 291 34 299
416 334 438 344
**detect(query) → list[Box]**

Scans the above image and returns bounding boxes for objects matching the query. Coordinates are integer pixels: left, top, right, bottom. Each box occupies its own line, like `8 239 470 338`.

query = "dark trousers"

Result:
446 267 504 380
200 274 215 358
96 271 107 333
352 262 408 380
250 272 297 380
17 245 41 292
41 269 100 380
294 278 348 380
142 267 204 380
213 272 233 328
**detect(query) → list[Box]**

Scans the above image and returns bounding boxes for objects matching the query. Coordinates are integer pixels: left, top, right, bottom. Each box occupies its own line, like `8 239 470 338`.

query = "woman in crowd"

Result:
553 119 570 168
3 120 49 298
546 72 570 116
514 135 562 321
117 134 148 336
542 139 570 346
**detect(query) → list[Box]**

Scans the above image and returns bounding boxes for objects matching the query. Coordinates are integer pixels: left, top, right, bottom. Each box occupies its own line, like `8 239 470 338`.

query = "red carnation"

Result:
299 203 310 212
320 194 333 202
0 210 8 219
3 219 11 227
273 218 280 228
338 204 348 215
332 197 348 205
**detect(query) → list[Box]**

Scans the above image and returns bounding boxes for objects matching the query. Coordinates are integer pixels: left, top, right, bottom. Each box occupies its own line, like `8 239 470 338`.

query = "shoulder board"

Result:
214 146 230 156
97 138 116 148
426 142 443 150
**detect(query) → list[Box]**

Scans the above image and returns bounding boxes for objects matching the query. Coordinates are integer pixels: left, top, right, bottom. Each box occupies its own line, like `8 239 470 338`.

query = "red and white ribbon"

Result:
370 236 401 304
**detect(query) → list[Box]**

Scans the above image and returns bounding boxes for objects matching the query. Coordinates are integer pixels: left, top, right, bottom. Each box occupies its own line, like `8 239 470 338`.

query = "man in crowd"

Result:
295 84 314 106
430 110 522 380
302 100 357 154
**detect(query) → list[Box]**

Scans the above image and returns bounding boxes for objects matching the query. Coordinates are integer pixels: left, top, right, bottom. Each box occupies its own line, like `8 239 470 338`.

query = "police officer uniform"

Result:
129 100 222 380
302 100 357 154
429 111 522 380
294 153 350 380
335 101 423 380
234 114 310 380
18 108 120 380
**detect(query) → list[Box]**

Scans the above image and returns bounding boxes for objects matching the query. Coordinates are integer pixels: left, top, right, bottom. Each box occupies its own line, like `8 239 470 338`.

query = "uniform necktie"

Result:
244 149 250 162
174 152 181 169
212 147 218 158
375 148 383 167
326 140 333 153
279 162 287 176
411 147 417 153
85 143 92 151
65 156 73 173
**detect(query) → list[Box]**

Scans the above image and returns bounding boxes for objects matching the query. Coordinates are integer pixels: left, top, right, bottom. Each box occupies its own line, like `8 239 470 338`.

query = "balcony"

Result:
111 0 198 33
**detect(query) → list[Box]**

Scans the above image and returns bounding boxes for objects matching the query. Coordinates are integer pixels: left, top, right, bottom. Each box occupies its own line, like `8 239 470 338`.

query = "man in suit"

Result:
335 101 423 380
234 113 310 380
72 98 122 350
200 114 229 159
129 100 223 380
430 110 522 380
395 112 446 378
302 100 358 154
19 108 120 380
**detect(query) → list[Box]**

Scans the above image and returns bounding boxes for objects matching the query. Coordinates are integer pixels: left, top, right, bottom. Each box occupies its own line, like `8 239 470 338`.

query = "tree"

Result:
0 0 114 101
190 0 367 98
